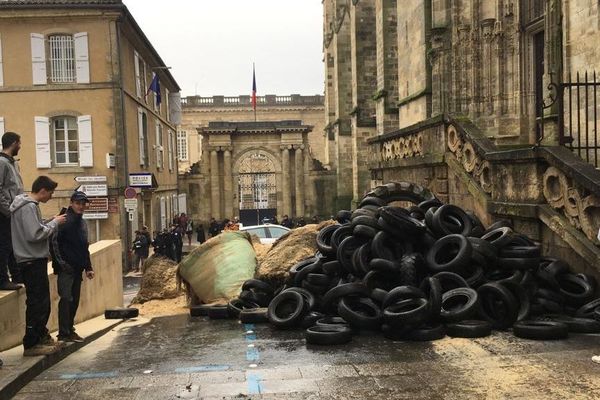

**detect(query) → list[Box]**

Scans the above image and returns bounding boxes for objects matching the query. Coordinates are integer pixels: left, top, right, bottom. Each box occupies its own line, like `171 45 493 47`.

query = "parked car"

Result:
240 224 290 244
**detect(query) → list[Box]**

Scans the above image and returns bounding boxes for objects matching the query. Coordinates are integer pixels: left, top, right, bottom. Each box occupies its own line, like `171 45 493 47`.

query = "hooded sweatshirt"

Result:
0 152 24 217
10 193 59 263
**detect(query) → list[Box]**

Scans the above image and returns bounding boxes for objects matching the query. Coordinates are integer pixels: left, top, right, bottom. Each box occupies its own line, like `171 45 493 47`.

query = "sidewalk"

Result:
0 315 125 400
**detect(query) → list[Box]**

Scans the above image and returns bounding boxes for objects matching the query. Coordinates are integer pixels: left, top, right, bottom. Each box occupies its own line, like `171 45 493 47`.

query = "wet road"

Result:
13 314 600 399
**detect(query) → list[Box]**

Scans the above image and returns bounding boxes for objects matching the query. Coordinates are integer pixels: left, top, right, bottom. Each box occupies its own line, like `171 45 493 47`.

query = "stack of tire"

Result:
194 181 600 345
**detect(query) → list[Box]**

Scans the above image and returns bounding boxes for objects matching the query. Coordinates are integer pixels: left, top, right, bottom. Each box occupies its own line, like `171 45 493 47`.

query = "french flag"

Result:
251 64 257 112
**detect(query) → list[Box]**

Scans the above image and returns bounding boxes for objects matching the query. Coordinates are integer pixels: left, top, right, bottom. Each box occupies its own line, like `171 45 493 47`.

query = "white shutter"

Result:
155 121 163 169
165 88 170 121
167 130 173 171
74 32 90 84
137 107 145 165
77 115 93 167
30 33 47 85
34 116 51 168
134 51 141 97
160 197 166 230
0 117 4 134
0 34 4 87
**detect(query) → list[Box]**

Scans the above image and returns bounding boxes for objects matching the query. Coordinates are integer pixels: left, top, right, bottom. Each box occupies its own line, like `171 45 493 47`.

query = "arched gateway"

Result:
237 150 278 226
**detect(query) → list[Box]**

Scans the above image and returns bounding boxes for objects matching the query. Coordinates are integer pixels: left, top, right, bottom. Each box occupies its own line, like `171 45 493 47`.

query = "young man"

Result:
0 132 24 290
11 176 66 356
131 230 149 273
51 191 94 342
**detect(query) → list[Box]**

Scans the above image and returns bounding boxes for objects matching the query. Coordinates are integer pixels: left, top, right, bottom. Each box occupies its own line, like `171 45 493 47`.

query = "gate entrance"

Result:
238 152 277 226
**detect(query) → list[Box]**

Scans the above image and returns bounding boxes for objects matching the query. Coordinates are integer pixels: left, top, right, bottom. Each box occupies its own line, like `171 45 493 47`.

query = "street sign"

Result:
129 173 153 188
124 199 138 209
77 184 107 197
87 197 108 212
75 176 106 183
82 212 108 220
108 197 119 213
124 187 137 199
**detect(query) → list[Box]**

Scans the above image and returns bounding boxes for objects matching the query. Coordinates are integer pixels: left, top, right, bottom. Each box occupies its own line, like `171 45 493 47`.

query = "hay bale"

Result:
255 220 336 286
131 256 182 304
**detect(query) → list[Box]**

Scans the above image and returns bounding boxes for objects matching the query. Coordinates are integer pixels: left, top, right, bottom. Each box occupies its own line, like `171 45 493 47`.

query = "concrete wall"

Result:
0 240 123 351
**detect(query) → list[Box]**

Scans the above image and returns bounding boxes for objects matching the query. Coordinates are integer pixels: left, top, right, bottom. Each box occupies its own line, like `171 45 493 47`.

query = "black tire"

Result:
431 204 473 237
336 210 352 224
556 273 595 306
354 243 372 276
513 320 569 340
499 245 541 259
353 224 379 239
371 231 404 261
575 298 600 319
315 316 350 329
538 315 600 334
426 235 472 272
337 236 364 275
289 257 320 281
301 280 330 295
440 288 479 322
330 224 354 253
300 311 326 329
207 305 230 319
459 263 486 288
432 271 469 293
383 298 430 326
306 273 331 286
227 299 251 319
370 288 389 305
536 259 570 289
337 297 382 330
365 181 436 205
105 308 139 319
484 219 513 234
403 323 446 341
359 196 387 208
189 305 211 317
363 270 401 291
419 277 442 319
477 282 519 329
322 282 369 312
351 215 381 230
305 325 353 345
242 279 274 296
369 258 401 274
240 308 269 323
382 285 426 309
468 237 498 265
316 224 340 256
351 208 378 220
381 324 413 341
481 227 514 250
239 290 271 307
446 320 492 338
322 260 342 276
282 287 318 311
268 290 307 328
497 257 540 271
500 281 531 321
418 198 443 212
379 206 426 236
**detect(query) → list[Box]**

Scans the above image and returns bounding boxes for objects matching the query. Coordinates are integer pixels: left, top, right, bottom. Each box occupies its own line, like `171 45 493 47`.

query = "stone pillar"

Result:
223 149 233 218
281 146 291 217
210 150 220 219
294 146 305 217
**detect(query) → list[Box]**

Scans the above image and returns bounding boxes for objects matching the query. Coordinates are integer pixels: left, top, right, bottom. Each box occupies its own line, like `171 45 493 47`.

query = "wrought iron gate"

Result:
238 172 277 226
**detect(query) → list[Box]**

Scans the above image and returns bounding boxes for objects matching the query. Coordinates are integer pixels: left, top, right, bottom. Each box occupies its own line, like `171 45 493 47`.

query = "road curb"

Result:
0 319 123 400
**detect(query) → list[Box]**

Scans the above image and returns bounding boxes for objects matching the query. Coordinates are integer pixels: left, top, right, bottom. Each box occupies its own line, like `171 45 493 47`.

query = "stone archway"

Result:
237 150 278 226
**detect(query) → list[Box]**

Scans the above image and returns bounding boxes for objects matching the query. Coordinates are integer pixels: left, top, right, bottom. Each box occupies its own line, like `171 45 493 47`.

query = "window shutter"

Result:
134 51 141 98
74 32 90 84
0 117 4 134
30 33 47 85
137 107 145 165
167 130 173 171
34 116 51 168
155 121 163 169
77 115 93 167
165 88 170 121
0 34 4 87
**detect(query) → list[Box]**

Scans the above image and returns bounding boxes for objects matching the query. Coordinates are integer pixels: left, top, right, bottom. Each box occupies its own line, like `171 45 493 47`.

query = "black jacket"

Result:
50 207 92 273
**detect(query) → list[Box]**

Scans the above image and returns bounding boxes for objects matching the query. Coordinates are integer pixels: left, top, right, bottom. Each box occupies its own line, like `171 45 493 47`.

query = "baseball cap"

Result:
70 191 89 203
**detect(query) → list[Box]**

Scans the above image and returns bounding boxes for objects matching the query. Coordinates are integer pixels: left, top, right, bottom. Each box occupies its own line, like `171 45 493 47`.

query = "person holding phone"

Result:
50 191 93 343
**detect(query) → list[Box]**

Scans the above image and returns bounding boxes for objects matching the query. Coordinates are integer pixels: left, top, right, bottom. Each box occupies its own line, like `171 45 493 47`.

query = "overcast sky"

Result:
123 0 324 98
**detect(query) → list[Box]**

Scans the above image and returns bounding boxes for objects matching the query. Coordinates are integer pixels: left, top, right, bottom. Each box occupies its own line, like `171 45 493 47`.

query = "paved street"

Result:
12 313 600 399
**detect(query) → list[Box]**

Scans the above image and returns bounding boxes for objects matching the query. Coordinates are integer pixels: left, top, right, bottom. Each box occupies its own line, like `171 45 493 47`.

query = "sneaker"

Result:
0 282 22 290
593 355 600 364
40 334 55 346
60 333 84 343
23 344 59 357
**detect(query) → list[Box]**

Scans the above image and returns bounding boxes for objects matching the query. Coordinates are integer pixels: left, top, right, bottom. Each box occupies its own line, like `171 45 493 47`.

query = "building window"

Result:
52 116 78 165
139 110 149 166
177 129 188 161
48 35 75 83
156 122 164 169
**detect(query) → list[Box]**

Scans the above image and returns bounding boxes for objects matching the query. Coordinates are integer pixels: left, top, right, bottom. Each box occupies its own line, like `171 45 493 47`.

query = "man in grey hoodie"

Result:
0 132 24 290
11 176 66 356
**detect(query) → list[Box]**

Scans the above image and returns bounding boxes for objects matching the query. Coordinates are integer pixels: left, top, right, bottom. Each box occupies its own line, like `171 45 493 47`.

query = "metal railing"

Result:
181 94 324 107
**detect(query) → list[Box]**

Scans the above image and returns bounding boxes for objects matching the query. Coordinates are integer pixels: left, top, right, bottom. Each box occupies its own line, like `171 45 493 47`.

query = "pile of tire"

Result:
193 182 600 345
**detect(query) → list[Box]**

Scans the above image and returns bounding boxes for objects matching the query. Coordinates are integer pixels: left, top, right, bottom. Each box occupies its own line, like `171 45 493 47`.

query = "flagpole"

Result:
252 63 257 122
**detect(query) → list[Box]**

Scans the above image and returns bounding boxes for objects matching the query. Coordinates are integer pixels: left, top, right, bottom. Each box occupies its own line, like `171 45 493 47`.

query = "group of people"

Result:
0 132 93 364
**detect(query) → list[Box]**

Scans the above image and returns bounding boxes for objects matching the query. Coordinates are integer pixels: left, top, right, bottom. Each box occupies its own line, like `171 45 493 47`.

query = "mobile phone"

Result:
59 207 67 215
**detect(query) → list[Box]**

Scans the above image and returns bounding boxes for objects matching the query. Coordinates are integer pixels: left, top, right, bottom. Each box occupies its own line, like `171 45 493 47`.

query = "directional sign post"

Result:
76 184 107 197
75 176 107 183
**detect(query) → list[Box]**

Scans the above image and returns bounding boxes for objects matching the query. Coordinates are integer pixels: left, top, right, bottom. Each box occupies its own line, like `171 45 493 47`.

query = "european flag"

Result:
147 73 161 106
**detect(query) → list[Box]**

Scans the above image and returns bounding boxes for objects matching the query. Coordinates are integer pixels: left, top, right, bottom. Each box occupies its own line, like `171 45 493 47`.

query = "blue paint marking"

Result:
247 373 262 394
175 365 230 373
245 333 257 341
60 371 118 380
246 347 260 361
243 323 255 331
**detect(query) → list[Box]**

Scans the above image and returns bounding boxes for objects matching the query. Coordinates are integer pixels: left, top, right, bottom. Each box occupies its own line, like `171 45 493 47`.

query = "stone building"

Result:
324 0 600 277
179 95 336 225
0 0 181 263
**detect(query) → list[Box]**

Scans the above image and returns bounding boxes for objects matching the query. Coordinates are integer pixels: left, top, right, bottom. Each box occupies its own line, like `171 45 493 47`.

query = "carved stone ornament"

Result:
446 124 491 195
238 151 276 174
542 166 600 243
379 133 424 162
334 5 347 33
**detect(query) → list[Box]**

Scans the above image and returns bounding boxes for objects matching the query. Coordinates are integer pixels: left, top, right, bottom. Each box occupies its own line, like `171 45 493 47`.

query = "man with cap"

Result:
50 191 94 343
